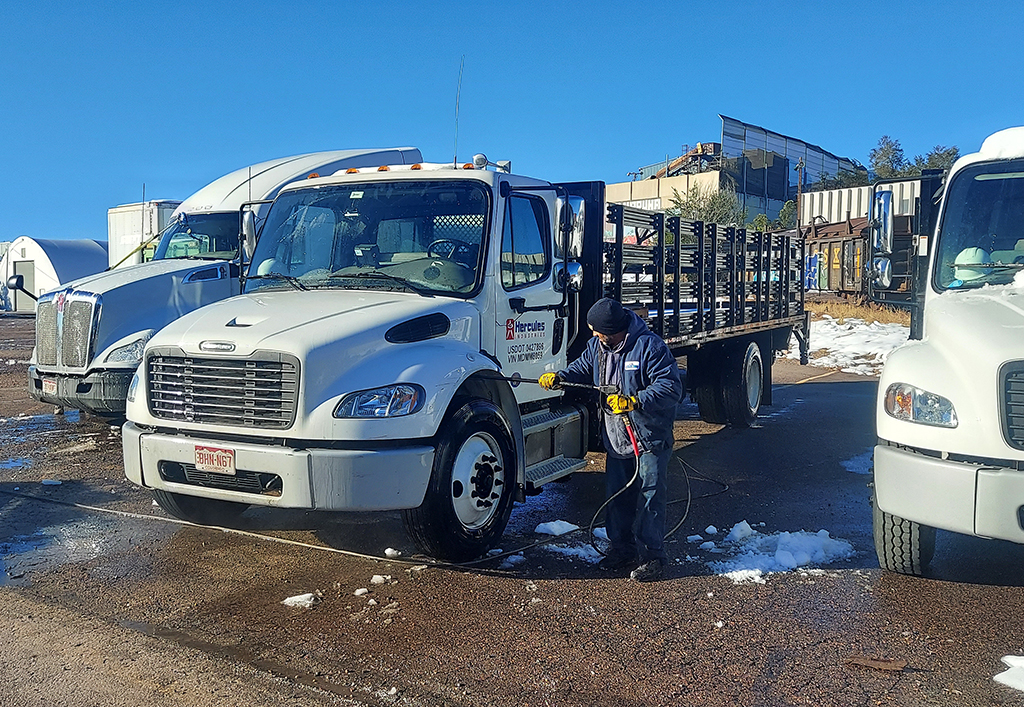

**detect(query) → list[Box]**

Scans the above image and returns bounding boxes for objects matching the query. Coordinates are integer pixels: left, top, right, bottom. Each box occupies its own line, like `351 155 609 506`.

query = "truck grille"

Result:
147 348 300 429
1003 364 1024 451
34 291 98 370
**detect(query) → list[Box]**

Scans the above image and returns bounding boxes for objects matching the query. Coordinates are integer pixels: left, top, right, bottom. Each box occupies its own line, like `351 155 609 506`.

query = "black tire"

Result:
153 490 249 526
402 399 516 562
689 351 727 424
722 342 763 427
872 495 935 576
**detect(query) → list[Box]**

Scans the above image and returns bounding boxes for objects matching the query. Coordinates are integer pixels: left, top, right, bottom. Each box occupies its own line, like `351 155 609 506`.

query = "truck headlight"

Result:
126 373 139 403
104 336 150 364
334 384 425 418
884 383 958 428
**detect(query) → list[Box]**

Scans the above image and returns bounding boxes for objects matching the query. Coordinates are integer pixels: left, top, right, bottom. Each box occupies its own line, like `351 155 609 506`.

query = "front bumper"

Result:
122 422 434 511
29 365 132 416
874 443 1024 543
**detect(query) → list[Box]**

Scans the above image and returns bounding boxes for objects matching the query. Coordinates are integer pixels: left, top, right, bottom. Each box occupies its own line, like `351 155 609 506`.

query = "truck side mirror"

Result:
871 190 894 255
870 256 893 289
554 262 584 293
5 274 36 301
554 196 586 259
241 210 257 261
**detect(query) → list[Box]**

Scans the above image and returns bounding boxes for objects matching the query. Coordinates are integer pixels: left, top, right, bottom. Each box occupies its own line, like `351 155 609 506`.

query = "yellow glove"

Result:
606 394 638 414
538 372 563 390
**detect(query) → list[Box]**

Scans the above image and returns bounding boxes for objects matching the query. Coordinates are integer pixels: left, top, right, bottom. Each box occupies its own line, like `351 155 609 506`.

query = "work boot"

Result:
629 559 665 582
597 553 638 573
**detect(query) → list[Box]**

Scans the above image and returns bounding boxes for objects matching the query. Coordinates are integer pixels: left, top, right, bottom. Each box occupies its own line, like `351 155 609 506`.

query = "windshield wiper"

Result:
247 272 308 291
332 271 433 297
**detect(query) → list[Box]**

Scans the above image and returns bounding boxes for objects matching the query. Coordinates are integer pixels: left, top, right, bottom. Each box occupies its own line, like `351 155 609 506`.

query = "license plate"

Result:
42 378 57 396
194 445 236 475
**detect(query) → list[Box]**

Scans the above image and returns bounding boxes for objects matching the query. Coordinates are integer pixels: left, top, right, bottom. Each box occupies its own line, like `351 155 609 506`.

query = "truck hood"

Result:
62 258 229 294
151 289 480 358
926 284 1024 366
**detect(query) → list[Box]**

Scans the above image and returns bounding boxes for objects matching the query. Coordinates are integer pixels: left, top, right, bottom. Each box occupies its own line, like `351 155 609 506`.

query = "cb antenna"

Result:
453 55 465 165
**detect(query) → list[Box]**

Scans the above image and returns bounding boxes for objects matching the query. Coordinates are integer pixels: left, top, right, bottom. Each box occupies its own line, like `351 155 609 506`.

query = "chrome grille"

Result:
36 300 57 366
147 349 299 429
62 300 95 368
1004 365 1024 451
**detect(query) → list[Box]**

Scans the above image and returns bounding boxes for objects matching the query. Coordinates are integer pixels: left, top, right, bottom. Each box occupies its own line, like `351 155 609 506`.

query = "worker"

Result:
539 298 683 581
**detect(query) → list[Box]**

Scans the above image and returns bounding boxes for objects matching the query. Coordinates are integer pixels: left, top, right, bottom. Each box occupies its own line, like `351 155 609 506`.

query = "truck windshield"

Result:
935 158 1024 291
151 213 240 261
245 180 490 296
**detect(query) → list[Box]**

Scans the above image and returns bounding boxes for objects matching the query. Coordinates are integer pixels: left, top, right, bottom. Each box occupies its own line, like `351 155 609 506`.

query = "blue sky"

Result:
2 1 1022 241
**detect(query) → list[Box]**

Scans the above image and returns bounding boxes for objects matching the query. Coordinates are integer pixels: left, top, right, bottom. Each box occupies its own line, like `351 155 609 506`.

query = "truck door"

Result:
493 192 563 404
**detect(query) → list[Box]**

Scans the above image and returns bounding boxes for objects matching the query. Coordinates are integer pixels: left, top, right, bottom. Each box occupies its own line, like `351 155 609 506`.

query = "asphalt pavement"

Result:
3 314 1024 706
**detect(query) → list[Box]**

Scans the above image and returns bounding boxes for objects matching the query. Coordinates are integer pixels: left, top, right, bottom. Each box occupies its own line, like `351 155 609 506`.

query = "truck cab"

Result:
24 148 421 417
871 127 1024 574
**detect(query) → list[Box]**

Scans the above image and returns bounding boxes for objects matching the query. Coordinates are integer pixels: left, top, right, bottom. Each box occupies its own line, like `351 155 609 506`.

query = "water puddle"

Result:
1 516 117 584
0 458 31 470
1 410 82 444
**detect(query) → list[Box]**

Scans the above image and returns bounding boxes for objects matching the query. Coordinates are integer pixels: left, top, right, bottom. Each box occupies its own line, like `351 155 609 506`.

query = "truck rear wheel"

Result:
152 490 249 526
403 399 516 562
722 342 763 427
690 350 727 424
873 495 935 576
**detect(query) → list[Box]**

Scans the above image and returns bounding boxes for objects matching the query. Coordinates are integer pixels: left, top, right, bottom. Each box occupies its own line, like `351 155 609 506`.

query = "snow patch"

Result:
707 521 855 583
282 592 321 609
535 520 579 536
787 315 909 376
995 655 1024 692
540 543 602 564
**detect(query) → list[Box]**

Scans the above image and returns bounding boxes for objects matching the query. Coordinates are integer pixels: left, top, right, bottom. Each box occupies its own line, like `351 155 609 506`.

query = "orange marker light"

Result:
410 164 423 170
378 165 391 171
306 172 320 179
462 163 474 170
346 168 360 174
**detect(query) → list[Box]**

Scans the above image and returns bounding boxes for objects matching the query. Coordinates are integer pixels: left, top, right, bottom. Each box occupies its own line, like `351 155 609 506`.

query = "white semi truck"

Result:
16 148 421 417
122 156 809 561
871 126 1024 574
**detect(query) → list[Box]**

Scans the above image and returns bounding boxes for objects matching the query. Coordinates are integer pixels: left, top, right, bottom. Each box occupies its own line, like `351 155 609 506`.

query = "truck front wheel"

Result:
152 490 249 526
403 399 516 562
872 495 935 576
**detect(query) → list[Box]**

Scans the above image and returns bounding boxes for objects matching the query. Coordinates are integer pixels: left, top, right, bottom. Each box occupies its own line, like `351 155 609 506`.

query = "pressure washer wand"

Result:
495 376 617 395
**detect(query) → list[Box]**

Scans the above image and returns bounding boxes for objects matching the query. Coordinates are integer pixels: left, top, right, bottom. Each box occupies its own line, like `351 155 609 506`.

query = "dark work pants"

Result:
604 448 671 563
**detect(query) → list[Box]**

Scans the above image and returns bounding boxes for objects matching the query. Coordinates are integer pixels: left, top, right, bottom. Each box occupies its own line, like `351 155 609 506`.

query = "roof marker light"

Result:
410 164 423 170
346 168 360 174
307 172 320 179
378 165 391 172
462 163 474 170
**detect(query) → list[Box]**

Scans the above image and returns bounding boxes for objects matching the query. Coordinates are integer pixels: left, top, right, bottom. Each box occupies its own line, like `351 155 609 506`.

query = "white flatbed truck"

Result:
122 156 808 560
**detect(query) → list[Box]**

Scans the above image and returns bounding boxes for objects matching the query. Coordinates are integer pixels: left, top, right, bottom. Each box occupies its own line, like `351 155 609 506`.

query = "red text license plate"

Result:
194 445 236 475
42 378 57 396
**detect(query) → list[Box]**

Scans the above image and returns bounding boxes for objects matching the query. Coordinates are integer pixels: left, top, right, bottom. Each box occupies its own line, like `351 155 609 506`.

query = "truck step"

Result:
525 456 587 490
521 407 582 436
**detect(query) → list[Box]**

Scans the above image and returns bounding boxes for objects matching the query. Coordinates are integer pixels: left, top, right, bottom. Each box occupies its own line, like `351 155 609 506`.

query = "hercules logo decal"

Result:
505 318 546 341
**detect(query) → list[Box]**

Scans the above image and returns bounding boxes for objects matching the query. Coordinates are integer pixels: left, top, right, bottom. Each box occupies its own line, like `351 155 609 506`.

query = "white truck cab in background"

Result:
23 148 421 417
871 126 1024 574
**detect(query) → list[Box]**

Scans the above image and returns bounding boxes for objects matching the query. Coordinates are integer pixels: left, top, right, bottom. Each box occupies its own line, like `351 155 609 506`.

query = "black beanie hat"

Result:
587 298 631 334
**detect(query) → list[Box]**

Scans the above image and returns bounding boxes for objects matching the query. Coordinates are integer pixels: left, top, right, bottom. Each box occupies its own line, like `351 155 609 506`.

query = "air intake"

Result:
385 313 450 344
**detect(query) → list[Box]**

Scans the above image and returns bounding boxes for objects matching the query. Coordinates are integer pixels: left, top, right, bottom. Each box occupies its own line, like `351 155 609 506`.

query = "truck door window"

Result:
501 195 550 290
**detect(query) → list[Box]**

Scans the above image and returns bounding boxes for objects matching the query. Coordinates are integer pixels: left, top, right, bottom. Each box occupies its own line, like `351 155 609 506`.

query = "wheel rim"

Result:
450 431 506 530
745 351 762 412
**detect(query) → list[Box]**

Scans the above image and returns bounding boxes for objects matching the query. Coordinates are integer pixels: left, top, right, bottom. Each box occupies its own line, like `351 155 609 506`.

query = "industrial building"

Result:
607 115 866 223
